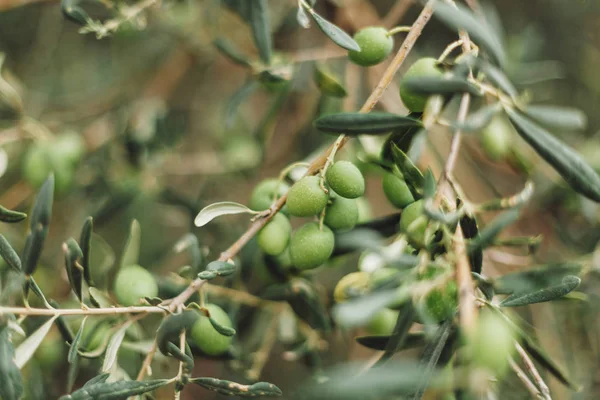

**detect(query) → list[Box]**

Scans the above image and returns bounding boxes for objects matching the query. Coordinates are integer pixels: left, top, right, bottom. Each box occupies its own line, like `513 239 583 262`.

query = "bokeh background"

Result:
1 0 600 398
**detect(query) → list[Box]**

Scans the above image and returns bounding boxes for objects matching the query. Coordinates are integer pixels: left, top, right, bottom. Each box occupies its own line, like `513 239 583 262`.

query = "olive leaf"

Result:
49 300 75 344
525 104 587 132
304 7 360 52
355 332 426 351
376 304 416 365
506 108 600 202
0 234 21 272
208 317 236 337
313 65 347 98
467 208 520 253
334 229 384 254
296 4 310 28
390 144 425 190
471 272 495 300
88 287 115 308
459 206 482 274
195 202 259 227
381 113 424 163
314 112 422 135
0 205 26 223
102 320 132 372
22 174 54 276
61 0 90 25
248 0 272 64
0 325 23 400
493 262 582 295
15 316 58 369
68 317 86 365
58 378 171 400
423 169 437 199
81 373 110 388
191 377 283 397
156 311 199 358
79 217 93 286
400 76 482 97
500 276 581 307
454 102 502 132
333 290 400 328
64 238 84 303
433 1 505 66
120 219 141 268
213 38 253 68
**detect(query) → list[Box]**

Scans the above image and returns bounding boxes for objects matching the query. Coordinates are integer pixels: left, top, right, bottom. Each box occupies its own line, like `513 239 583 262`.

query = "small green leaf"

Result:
213 38 253 68
208 317 236 337
22 175 54 276
313 65 347 98
60 378 170 400
81 373 110 388
306 9 360 52
400 76 482 97
470 56 518 98
48 300 74 344
156 311 199 357
459 209 482 274
0 234 21 272
381 113 423 163
15 316 58 369
506 108 600 202
390 144 425 190
314 112 421 135
102 320 132 372
120 219 141 268
29 174 54 229
88 287 115 308
79 217 93 286
0 325 24 400
471 272 495 300
68 317 87 364
248 0 272 64
205 260 237 277
0 205 26 223
375 304 415 365
296 4 310 28
61 0 90 26
355 332 426 351
500 276 581 307
64 238 84 303
525 104 587 132
468 208 520 253
194 202 258 227
191 377 282 397
493 263 582 295
433 1 505 66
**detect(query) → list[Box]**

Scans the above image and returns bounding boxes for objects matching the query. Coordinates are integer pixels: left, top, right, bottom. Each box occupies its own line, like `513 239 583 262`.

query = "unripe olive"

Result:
325 161 365 199
249 179 289 211
324 194 358 231
382 173 415 208
333 271 370 303
290 222 335 270
257 213 292 256
399 58 444 112
469 311 515 374
190 304 233 356
53 132 85 165
399 200 428 248
22 142 74 194
113 264 159 306
366 308 399 335
348 27 394 67
480 116 513 162
286 176 329 217
418 267 458 323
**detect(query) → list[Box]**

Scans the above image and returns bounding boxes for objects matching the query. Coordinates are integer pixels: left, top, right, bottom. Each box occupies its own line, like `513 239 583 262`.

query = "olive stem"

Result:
437 39 464 62
515 343 552 400
0 305 164 316
508 357 544 399
136 339 158 381
386 26 412 36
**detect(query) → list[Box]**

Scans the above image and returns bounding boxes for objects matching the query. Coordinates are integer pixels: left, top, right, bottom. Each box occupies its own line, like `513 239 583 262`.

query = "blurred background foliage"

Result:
1 0 600 398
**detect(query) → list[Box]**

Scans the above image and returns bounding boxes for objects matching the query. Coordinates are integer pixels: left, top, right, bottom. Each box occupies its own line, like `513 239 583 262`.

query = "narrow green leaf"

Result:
194 202 257 227
471 56 518 98
60 378 170 400
471 272 494 300
355 332 426 351
248 0 272 64
22 175 54 276
459 209 482 274
191 377 282 397
207 317 236 337
64 238 84 303
61 0 90 25
454 103 502 132
15 316 58 369
156 311 199 357
315 112 421 135
333 290 399 328
26 277 51 307
0 325 23 400
120 219 141 268
0 234 21 272
376 304 415 365
82 373 110 388
213 38 253 67
500 276 581 307
493 263 582 295
390 144 425 190
48 300 74 344
205 260 237 277
381 112 423 163
296 4 310 28
313 65 347 98
506 108 600 202
88 287 115 308
79 217 93 286
423 169 437 199
0 205 26 223
306 8 360 51
102 320 132 372
468 208 520 252
525 104 587 132
400 76 482 97
334 229 384 253
433 1 505 65
68 317 87 364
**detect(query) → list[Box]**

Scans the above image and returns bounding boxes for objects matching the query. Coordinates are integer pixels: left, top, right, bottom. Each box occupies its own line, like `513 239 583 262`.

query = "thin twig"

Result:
0 305 166 316
247 309 280 381
509 357 543 399
136 339 158 381
516 343 552 400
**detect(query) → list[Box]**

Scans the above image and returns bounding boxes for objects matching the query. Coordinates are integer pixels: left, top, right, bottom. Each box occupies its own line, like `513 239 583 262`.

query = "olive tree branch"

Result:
509 357 544 399
516 343 552 400
0 305 164 316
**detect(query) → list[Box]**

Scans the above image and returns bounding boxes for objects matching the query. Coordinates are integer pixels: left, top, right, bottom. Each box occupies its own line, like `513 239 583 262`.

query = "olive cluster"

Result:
22 133 85 194
252 160 365 271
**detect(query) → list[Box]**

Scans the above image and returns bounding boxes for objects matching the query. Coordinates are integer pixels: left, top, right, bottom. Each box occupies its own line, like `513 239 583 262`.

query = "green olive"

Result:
469 311 515 374
348 27 394 67
290 222 335 270
53 132 85 165
248 179 289 212
366 308 399 335
382 173 415 208
325 161 365 199
82 321 112 351
418 267 458 323
480 116 513 162
113 264 159 306
333 271 370 303
324 193 358 231
399 200 428 248
286 176 329 217
190 304 233 356
22 142 75 194
257 213 292 256
399 58 444 112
